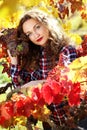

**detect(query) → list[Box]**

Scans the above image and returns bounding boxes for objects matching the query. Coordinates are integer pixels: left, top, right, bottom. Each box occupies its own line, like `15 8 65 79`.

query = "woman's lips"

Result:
36 37 43 42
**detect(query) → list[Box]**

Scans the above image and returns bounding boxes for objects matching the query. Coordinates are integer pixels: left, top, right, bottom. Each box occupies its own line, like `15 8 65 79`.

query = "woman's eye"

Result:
36 25 40 29
27 33 32 37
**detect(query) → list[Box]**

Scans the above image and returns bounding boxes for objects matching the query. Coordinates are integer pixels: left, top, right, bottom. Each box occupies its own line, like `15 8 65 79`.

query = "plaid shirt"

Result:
10 45 78 126
48 101 68 126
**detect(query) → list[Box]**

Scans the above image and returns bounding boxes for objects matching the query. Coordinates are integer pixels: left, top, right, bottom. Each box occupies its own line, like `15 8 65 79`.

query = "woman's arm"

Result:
8 48 52 88
10 64 44 88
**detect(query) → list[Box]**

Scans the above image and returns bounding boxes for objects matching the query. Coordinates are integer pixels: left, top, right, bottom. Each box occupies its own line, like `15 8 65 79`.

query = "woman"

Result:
8 8 78 129
8 8 78 88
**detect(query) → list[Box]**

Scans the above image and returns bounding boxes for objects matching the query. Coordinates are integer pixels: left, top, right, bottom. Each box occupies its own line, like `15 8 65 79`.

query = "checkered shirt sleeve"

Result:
48 101 68 126
59 45 78 66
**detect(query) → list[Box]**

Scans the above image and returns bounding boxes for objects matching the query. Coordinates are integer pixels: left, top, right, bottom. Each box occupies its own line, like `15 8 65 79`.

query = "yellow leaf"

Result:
82 0 87 4
68 33 82 45
69 56 87 70
62 21 72 32
0 7 9 18
19 0 40 7
67 56 87 83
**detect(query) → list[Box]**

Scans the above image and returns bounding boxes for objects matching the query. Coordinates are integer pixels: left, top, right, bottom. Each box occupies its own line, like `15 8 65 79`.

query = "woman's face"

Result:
22 18 49 46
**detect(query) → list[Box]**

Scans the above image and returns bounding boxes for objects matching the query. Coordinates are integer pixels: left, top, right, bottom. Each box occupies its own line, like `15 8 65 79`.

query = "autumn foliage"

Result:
0 0 87 129
0 54 87 129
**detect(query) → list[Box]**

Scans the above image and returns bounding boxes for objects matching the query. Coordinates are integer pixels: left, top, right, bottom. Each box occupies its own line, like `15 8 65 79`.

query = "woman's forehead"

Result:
22 19 41 33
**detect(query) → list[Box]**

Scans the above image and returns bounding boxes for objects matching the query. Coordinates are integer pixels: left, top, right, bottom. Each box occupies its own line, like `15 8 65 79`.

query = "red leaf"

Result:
47 79 62 95
31 87 41 103
68 83 81 106
1 101 14 120
53 94 64 104
41 84 54 105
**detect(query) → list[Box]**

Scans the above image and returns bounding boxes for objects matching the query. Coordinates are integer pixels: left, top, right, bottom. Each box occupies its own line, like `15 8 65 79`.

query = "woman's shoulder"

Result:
62 45 76 50
61 45 77 56
62 45 76 52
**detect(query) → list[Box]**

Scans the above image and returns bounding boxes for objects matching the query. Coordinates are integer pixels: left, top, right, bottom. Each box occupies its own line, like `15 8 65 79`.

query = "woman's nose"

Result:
33 31 40 38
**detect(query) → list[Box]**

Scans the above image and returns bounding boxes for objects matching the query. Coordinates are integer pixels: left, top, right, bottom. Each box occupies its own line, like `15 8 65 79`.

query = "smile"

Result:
36 37 43 42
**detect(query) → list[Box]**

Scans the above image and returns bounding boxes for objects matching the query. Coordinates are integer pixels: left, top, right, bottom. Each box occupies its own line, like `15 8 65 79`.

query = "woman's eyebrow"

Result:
33 23 40 28
26 31 31 36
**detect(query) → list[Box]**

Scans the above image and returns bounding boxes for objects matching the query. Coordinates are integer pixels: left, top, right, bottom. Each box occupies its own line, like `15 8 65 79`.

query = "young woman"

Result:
8 8 78 88
8 8 78 129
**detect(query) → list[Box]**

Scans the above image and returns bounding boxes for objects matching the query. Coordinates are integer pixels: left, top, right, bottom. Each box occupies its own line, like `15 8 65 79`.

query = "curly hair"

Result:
17 8 75 70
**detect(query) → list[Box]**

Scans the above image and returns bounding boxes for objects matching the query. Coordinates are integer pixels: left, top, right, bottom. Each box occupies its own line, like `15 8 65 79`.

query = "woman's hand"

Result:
7 50 18 65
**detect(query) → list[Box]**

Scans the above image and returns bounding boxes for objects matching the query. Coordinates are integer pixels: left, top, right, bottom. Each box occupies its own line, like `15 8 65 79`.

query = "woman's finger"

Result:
7 49 12 58
7 49 18 65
